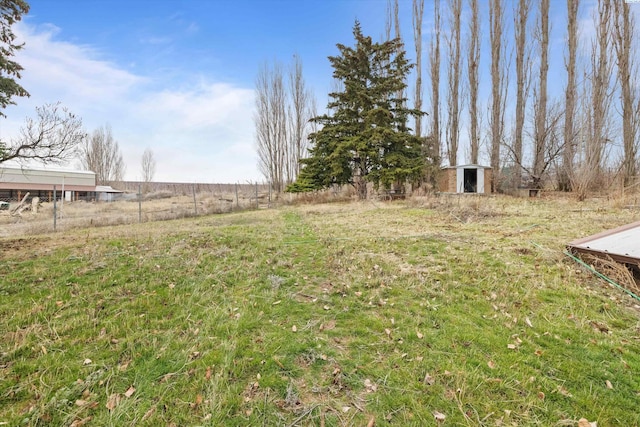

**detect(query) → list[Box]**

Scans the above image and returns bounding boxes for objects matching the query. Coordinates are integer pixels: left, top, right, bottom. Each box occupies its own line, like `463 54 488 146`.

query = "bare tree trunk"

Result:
587 0 613 181
446 0 462 166
255 61 287 193
532 0 550 188
429 0 442 159
513 0 531 187
287 54 313 185
612 1 639 186
573 0 614 198
413 0 424 138
467 0 480 164
561 0 579 191
489 0 505 191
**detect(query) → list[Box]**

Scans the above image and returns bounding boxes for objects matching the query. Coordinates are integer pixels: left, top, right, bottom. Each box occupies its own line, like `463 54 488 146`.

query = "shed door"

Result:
463 169 477 193
477 169 485 193
456 168 464 193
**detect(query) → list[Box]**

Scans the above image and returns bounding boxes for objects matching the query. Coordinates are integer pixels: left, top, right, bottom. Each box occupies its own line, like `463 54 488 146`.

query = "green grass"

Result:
1 196 639 426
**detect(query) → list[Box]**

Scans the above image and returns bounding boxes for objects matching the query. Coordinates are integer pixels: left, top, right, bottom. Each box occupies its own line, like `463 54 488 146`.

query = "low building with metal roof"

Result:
0 165 97 202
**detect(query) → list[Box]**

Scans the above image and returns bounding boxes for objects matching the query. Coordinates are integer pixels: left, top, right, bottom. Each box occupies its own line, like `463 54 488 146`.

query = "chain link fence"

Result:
0 182 276 238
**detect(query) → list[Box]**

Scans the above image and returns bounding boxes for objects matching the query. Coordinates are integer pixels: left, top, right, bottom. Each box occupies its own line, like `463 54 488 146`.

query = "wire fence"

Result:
0 182 277 237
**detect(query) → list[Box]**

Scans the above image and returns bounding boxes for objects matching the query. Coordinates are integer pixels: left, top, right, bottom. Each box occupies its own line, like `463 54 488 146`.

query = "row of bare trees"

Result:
253 0 637 196
79 126 157 190
403 0 639 193
254 55 316 193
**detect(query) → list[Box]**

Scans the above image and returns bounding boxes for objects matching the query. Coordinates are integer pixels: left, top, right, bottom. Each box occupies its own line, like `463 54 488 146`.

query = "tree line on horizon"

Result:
256 0 639 201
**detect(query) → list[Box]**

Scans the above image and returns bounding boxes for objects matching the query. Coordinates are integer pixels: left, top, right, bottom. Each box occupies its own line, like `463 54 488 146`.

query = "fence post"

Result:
235 183 239 209
193 184 197 215
53 185 57 231
255 182 258 209
138 183 142 223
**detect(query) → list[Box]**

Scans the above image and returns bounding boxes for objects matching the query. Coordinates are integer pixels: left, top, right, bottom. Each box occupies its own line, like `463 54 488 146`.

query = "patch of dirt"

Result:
0 237 51 260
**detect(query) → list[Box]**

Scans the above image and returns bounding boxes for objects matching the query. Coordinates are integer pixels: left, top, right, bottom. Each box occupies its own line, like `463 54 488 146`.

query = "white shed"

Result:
438 164 492 194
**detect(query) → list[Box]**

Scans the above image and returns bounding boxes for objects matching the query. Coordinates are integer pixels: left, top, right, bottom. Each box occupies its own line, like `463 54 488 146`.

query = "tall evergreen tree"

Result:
0 0 29 116
294 22 424 200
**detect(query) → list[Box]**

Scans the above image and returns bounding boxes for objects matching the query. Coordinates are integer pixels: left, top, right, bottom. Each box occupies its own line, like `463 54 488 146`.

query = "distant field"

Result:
0 189 278 238
1 195 639 426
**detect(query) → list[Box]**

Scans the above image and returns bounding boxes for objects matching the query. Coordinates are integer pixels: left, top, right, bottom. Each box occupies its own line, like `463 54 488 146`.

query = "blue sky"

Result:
1 0 622 182
1 0 398 183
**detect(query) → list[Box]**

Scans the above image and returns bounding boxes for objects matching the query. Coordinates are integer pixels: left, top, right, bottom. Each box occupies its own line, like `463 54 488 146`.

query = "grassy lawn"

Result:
1 195 639 426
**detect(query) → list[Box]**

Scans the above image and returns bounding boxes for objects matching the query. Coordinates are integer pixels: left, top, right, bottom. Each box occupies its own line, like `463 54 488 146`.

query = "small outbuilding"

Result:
438 164 492 194
95 185 125 202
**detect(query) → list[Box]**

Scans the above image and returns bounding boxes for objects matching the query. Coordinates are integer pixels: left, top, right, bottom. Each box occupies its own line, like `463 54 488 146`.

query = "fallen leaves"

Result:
124 386 136 398
69 417 92 427
433 411 446 422
556 385 572 398
364 378 377 393
106 394 121 411
423 373 434 386
106 385 137 411
320 319 336 331
142 406 156 421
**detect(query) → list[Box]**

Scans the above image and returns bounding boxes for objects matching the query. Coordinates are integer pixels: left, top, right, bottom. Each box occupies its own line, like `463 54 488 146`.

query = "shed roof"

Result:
441 164 491 170
95 186 123 193
567 221 640 265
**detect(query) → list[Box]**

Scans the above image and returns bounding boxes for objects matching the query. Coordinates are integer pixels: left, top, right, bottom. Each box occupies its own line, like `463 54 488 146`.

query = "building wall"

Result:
0 166 96 188
484 169 492 192
438 169 457 193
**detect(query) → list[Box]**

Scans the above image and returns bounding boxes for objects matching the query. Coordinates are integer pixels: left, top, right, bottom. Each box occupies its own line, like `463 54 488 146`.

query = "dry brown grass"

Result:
0 191 264 238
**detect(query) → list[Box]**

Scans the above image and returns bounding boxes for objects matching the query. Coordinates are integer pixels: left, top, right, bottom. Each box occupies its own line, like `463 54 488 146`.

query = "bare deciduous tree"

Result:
532 0 550 188
429 0 442 156
0 103 85 165
467 0 480 164
255 61 287 193
255 56 314 192
512 0 531 187
612 0 639 186
571 0 614 199
489 0 506 190
587 0 613 181
506 99 566 187
141 147 156 192
413 0 424 138
445 0 462 166
79 124 125 186
560 0 580 191
287 54 314 184
385 0 405 108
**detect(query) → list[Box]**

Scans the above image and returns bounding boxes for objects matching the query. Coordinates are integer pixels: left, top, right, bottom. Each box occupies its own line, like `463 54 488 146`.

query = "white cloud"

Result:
2 22 260 184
